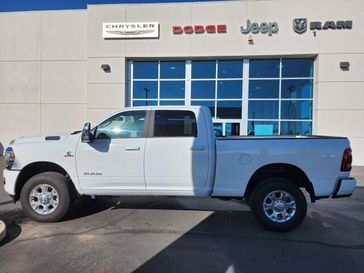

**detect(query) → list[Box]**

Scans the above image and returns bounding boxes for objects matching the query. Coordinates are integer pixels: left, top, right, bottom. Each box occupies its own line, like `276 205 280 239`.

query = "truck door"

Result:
144 109 210 195
76 110 148 192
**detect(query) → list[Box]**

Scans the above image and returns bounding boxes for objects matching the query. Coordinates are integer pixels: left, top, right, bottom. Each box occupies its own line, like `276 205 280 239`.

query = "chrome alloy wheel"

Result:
263 190 296 223
29 184 59 215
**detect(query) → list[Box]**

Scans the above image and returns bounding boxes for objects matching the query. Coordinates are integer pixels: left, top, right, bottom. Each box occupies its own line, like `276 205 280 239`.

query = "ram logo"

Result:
64 151 74 158
293 18 307 34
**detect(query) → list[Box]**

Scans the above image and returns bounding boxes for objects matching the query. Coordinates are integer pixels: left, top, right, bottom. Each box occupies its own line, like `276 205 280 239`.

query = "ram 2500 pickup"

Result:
3 106 357 231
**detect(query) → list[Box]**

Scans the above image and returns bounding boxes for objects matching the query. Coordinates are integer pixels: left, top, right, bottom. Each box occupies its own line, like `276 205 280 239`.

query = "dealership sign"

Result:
241 20 279 34
172 24 227 34
293 19 352 34
103 22 159 38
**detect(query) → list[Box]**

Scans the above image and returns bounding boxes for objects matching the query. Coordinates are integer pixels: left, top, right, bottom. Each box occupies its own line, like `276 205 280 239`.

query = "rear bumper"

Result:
332 177 357 198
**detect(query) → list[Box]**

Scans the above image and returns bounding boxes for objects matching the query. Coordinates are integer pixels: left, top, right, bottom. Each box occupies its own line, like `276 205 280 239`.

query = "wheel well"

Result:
244 163 315 202
14 161 77 201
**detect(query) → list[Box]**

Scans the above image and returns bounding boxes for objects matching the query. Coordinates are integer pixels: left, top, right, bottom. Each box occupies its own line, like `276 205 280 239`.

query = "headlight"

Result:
5 147 16 169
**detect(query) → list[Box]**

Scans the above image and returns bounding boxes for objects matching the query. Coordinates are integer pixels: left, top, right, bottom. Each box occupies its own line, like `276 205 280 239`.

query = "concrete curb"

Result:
0 220 6 242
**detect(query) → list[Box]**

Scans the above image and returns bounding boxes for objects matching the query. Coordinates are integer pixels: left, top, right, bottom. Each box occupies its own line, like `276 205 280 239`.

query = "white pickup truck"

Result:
3 106 357 231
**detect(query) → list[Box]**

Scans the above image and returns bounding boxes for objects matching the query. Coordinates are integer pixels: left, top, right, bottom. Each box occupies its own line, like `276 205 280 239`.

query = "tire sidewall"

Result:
20 172 71 222
250 178 307 232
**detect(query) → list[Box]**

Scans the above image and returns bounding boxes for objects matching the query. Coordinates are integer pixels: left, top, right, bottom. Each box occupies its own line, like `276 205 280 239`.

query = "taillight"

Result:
340 148 352 172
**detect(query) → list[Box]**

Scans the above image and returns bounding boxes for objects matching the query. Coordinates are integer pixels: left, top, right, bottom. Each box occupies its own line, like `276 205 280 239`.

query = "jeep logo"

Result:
241 20 279 35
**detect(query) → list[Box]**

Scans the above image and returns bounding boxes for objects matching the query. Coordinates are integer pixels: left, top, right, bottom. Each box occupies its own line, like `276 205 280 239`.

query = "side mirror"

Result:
81 122 94 143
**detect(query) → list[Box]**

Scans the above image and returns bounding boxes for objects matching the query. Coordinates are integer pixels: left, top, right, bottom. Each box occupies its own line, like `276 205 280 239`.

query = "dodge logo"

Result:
293 18 307 34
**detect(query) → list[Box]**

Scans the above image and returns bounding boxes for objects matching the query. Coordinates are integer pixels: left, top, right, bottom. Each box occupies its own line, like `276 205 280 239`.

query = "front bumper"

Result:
3 169 20 196
332 177 357 198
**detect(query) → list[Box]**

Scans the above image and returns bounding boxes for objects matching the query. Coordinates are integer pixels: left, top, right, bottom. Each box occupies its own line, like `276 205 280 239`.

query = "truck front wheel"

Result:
20 172 71 222
250 178 307 232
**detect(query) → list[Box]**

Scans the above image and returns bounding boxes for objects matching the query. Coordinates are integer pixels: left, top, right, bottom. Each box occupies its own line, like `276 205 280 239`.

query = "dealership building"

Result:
0 0 363 165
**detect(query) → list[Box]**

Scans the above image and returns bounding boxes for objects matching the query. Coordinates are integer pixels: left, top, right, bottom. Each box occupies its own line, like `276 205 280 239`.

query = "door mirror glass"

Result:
81 122 94 143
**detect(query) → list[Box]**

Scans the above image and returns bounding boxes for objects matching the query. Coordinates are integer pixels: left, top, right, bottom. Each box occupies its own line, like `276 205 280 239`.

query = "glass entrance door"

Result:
213 121 242 137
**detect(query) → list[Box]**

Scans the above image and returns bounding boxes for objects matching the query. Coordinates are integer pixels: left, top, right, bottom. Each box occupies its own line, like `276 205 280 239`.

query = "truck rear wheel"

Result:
250 178 307 232
20 172 71 222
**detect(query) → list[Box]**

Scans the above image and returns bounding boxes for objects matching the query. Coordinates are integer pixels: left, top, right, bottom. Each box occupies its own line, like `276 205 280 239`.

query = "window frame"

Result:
148 110 198 138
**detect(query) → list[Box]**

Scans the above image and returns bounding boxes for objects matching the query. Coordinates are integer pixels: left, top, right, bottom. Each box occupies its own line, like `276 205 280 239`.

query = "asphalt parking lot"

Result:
0 176 364 273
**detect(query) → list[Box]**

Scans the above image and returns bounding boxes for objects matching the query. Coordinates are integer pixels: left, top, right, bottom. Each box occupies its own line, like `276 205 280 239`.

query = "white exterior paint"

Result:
0 0 363 165
3 106 357 201
144 107 213 194
76 137 147 190
214 137 350 197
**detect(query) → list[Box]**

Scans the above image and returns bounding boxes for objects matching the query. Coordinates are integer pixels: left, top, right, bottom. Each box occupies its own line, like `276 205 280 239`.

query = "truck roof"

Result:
122 105 205 111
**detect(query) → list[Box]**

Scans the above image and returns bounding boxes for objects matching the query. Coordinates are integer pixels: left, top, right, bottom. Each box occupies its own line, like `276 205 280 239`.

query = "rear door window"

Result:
153 110 197 137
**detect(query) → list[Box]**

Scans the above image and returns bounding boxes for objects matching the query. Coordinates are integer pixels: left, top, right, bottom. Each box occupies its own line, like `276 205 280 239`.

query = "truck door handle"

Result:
124 146 140 151
190 146 205 151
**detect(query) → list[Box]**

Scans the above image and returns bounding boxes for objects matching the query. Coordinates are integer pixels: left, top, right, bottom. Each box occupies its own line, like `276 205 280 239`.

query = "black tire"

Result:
20 172 71 222
250 178 307 232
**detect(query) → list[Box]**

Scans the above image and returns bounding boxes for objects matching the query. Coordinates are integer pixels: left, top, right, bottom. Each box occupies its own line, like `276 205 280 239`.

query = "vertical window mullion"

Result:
185 60 191 106
157 61 161 105
242 59 249 136
278 58 282 135
214 60 218 119
130 61 134 107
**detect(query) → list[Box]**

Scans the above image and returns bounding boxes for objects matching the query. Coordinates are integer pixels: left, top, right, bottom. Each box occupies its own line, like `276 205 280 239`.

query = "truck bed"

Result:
212 135 350 197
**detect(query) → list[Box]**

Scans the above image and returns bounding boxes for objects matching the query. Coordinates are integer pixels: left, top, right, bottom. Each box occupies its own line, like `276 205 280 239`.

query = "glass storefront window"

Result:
249 59 280 78
249 80 279 99
214 123 223 137
281 79 313 99
217 80 242 99
218 60 243 78
133 61 158 79
248 101 279 119
192 60 216 79
248 121 279 136
225 123 240 136
160 61 185 79
281 100 312 120
216 101 242 119
191 81 215 99
160 81 185 99
130 58 313 136
133 81 158 99
160 100 185 105
282 58 313 78
132 100 158 106
280 121 312 135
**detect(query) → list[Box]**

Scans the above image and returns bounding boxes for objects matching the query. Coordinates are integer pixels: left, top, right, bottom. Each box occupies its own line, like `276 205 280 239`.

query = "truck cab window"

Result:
153 110 197 137
95 111 146 139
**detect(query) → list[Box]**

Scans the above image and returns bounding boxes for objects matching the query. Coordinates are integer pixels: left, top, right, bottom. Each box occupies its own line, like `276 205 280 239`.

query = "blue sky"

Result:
0 0 219 12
